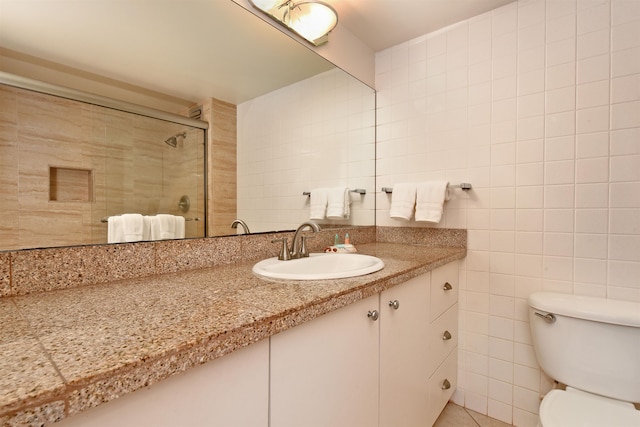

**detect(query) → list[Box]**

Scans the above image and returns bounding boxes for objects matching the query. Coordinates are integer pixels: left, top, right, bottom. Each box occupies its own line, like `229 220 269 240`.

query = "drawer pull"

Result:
388 300 400 310
367 310 379 321
443 282 453 291
442 330 452 340
441 379 451 390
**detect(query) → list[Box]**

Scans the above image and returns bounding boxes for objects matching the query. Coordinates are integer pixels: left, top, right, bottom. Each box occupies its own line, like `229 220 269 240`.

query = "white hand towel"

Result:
107 216 124 243
343 189 351 219
327 187 350 219
389 183 417 221
142 216 152 241
310 188 329 220
415 181 450 223
151 214 177 240
121 213 144 242
175 216 185 239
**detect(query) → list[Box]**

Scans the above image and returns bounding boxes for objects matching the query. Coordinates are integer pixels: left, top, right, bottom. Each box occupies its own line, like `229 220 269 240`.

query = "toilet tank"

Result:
528 292 640 403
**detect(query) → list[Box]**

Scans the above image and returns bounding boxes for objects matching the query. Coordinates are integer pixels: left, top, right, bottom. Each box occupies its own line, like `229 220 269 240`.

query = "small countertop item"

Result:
324 244 357 253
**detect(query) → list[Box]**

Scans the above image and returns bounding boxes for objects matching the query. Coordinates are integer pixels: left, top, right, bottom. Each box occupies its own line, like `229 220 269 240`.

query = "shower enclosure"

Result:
0 78 207 250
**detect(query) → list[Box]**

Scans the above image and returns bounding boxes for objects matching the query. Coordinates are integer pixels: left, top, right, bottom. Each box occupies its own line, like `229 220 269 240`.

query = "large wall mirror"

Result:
0 0 376 251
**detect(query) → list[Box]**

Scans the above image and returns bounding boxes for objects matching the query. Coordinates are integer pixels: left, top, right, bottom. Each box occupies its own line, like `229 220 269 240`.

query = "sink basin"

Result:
252 253 385 280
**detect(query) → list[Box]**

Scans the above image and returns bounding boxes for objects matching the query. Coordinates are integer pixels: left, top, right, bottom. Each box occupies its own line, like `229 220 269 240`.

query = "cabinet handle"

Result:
441 379 451 390
388 300 400 310
443 282 453 291
367 310 379 321
442 330 452 340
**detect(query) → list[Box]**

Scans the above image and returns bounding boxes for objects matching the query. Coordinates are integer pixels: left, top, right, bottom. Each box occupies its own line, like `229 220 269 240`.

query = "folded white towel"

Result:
415 181 450 223
310 188 329 220
175 216 185 239
107 214 149 243
327 187 350 219
343 189 351 219
389 183 417 221
121 213 145 242
142 216 152 241
107 216 124 243
151 214 176 240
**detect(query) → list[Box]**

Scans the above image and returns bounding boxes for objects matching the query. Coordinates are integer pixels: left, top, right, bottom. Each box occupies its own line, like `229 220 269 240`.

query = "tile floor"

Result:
433 403 515 427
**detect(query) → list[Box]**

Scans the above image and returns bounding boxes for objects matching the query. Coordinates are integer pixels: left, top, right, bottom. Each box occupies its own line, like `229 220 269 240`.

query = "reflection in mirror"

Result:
238 68 375 233
0 84 206 250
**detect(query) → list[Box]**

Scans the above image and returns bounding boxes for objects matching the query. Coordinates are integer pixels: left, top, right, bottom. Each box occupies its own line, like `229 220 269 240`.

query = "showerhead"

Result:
164 131 187 148
165 136 178 148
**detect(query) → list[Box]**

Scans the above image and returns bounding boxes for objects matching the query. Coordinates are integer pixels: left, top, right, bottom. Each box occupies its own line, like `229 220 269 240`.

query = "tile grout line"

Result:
463 407 483 427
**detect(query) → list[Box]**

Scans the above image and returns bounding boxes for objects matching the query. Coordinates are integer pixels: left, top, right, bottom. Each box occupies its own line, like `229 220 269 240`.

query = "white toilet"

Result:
528 292 640 427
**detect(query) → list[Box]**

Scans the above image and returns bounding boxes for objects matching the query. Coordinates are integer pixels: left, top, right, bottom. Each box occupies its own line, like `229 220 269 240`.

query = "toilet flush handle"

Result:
534 311 556 324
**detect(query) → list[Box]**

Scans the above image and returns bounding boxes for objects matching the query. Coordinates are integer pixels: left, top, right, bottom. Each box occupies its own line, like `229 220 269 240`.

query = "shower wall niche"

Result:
0 84 206 250
49 166 94 202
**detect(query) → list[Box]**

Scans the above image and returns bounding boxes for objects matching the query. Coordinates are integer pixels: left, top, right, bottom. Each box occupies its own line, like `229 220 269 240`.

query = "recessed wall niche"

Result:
49 166 93 202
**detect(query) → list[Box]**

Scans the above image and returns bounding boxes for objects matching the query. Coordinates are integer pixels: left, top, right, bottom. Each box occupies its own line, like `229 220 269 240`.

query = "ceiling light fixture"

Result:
249 0 338 46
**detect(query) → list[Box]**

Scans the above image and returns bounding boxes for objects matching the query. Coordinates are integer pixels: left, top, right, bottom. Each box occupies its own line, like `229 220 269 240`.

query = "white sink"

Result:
252 253 385 281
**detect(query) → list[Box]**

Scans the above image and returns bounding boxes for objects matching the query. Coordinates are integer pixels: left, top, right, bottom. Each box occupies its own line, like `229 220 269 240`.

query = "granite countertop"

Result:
0 242 465 426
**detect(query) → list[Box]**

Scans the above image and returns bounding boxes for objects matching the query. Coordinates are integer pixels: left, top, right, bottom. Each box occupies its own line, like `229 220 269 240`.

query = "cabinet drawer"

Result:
427 303 458 377
430 261 459 321
426 348 457 427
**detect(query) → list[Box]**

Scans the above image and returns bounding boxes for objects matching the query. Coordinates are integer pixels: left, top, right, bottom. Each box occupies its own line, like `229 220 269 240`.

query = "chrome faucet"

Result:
290 221 321 259
272 221 321 260
230 219 250 234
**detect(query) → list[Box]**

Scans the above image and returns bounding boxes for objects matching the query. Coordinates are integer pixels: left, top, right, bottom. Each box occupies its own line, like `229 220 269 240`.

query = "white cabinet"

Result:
56 338 270 427
271 260 459 427
379 260 459 427
379 273 430 427
270 294 380 427
425 261 459 427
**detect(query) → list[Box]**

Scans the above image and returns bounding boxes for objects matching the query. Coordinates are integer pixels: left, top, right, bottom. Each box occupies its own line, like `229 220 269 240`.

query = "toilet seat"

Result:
540 388 640 427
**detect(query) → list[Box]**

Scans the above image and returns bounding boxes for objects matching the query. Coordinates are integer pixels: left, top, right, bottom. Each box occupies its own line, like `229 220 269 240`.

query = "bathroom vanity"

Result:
54 259 459 427
0 237 464 427
271 260 459 427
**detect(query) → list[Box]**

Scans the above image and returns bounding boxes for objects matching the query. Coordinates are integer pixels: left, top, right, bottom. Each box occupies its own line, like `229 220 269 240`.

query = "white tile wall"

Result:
375 0 640 425
237 69 376 233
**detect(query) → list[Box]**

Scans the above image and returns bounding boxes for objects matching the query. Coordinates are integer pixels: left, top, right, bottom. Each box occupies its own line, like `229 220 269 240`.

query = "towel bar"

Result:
101 216 200 223
381 183 472 193
303 189 366 196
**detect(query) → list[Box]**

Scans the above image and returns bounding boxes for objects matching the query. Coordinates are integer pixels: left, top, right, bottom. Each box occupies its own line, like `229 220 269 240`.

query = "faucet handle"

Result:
299 236 316 258
271 238 291 261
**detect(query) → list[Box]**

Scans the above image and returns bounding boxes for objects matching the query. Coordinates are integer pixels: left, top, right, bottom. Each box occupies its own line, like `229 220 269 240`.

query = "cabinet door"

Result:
56 339 270 427
379 273 430 427
270 294 379 427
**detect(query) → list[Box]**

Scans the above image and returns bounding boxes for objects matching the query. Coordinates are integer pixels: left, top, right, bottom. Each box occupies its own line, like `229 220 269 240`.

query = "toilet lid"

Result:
540 389 640 427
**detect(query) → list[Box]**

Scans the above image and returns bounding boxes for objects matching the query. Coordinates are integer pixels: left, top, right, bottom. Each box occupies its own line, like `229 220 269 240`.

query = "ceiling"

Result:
0 0 335 105
0 0 516 105
324 0 516 52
